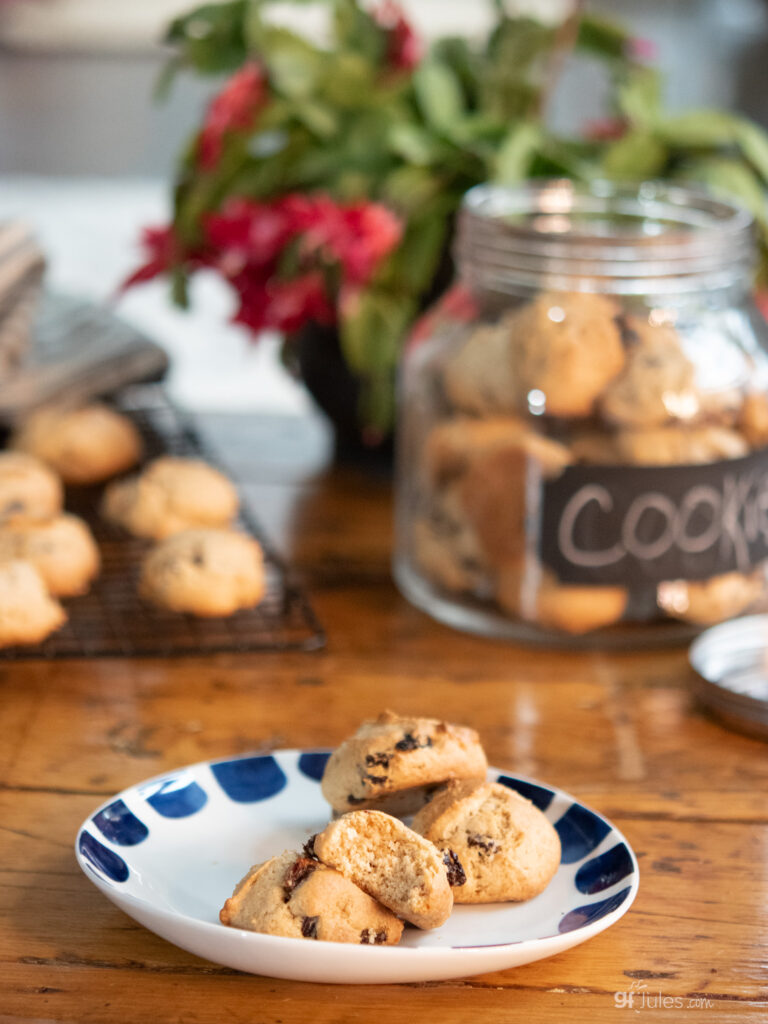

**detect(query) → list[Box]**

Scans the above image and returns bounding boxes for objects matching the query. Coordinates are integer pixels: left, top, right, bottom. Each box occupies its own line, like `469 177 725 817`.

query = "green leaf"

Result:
656 109 741 148
332 0 386 65
258 28 322 99
679 157 768 227
493 121 541 184
376 211 449 294
600 129 668 180
735 119 768 184
617 66 662 127
339 289 414 376
382 166 443 213
292 100 338 138
576 13 630 60
413 61 466 134
388 123 444 166
165 0 249 75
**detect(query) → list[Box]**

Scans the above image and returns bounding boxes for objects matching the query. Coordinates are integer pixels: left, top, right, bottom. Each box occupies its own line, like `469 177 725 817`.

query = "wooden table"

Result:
2 414 767 1023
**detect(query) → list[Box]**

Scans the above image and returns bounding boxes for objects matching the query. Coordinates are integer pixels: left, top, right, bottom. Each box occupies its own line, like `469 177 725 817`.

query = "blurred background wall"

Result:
1 0 768 178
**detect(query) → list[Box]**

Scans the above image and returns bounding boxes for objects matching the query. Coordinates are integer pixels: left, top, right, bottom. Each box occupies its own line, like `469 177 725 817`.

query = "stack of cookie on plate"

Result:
0 401 265 649
410 289 768 633
219 711 561 945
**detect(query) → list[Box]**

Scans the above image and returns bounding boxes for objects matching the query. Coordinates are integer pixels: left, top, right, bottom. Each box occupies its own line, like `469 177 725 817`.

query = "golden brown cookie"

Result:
220 849 403 944
0 513 100 596
506 291 625 418
0 452 63 524
614 425 748 466
102 456 238 540
312 810 454 929
441 322 519 416
657 569 764 625
0 559 66 648
321 709 488 817
412 779 561 903
139 528 265 616
497 562 627 635
412 484 488 594
738 392 768 448
12 404 142 485
598 315 696 428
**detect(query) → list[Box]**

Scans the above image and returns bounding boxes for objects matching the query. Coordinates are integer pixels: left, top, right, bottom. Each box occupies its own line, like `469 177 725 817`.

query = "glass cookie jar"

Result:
394 180 768 645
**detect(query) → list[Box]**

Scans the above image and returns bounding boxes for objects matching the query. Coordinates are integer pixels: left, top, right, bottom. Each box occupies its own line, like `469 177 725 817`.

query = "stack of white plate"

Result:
689 614 768 741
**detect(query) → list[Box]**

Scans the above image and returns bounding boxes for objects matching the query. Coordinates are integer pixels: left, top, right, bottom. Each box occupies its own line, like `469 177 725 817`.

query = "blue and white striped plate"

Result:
75 750 639 984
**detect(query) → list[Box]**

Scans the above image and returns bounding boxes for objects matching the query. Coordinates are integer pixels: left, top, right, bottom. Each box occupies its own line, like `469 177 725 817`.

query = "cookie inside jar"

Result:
394 181 768 645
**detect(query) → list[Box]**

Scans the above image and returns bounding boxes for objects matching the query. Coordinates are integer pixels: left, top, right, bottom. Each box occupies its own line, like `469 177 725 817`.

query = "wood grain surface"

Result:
1 414 767 1023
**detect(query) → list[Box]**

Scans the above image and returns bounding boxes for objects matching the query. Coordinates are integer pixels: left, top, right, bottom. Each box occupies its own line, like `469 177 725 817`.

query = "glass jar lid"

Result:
456 179 756 297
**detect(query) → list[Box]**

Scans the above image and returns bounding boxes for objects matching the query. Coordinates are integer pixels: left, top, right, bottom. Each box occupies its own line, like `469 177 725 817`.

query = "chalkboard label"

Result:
540 448 768 585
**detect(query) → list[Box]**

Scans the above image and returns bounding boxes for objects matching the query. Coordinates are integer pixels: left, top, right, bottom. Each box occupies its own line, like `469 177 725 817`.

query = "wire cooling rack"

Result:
1 386 326 659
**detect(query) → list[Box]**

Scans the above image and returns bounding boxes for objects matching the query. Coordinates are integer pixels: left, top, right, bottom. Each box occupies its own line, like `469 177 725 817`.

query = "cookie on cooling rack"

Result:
412 779 561 903
138 528 265 617
220 849 403 945
12 403 142 485
0 513 100 596
320 710 488 817
0 559 66 648
311 809 456 929
102 456 238 540
0 452 63 524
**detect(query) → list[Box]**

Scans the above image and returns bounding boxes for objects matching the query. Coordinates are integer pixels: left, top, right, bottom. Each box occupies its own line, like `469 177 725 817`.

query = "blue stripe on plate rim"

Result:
75 748 639 948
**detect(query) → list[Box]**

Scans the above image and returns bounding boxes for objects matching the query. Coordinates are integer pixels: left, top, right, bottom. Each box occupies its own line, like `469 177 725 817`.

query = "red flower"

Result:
373 1 423 72
119 225 186 291
233 270 335 334
198 62 267 171
584 116 628 142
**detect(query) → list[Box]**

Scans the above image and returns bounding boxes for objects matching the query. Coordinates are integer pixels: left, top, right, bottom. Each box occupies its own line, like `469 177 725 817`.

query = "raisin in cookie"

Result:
220 849 403 944
0 452 63 524
441 322 519 416
102 456 238 540
12 403 142 484
413 779 561 903
497 562 627 635
0 513 100 596
657 569 764 625
0 559 66 648
599 315 696 428
139 528 265 617
312 810 454 929
506 291 625 418
321 710 488 817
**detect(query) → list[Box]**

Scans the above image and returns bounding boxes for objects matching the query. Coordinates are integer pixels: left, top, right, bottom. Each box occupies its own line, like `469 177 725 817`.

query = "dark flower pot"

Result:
291 234 456 467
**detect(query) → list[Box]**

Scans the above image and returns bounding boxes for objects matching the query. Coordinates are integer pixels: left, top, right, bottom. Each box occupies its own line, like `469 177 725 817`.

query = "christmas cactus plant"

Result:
128 0 768 446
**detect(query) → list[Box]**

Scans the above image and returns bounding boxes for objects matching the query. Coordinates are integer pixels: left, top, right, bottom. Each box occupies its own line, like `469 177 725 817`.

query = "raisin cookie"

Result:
0 452 63 524
441 322 519 416
412 484 488 595
657 569 764 625
12 404 142 485
614 425 748 466
0 559 66 648
312 810 454 929
738 392 768 448
506 291 625 418
413 779 561 903
139 528 265 616
0 513 100 596
599 315 696 428
220 849 403 945
321 710 488 817
497 562 627 635
102 456 238 540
